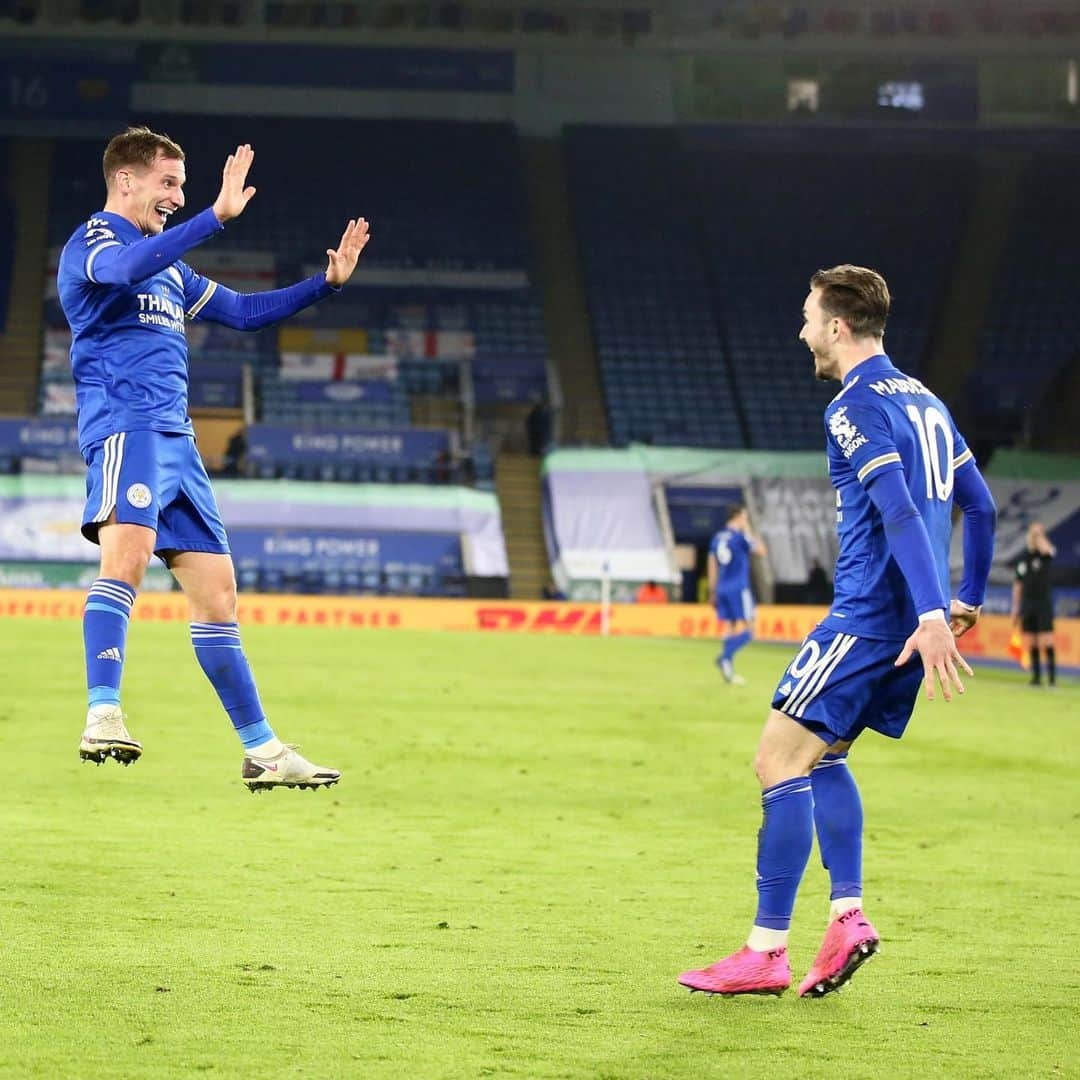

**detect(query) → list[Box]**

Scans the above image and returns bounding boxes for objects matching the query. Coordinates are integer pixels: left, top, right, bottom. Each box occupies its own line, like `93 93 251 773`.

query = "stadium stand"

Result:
567 125 974 450
0 138 11 334
690 130 974 449
974 152 1080 443
38 117 546 490
565 126 743 450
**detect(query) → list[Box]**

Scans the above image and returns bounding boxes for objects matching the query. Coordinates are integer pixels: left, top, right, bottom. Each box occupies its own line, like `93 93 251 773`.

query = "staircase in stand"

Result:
495 452 547 600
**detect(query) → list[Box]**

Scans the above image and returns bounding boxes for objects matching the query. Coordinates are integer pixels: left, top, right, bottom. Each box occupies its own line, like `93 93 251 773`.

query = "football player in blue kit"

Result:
58 126 370 791
708 504 767 685
679 265 997 997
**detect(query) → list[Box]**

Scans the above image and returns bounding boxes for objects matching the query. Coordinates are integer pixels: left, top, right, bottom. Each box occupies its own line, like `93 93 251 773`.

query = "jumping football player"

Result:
708 504 767 685
58 126 370 791
679 265 996 997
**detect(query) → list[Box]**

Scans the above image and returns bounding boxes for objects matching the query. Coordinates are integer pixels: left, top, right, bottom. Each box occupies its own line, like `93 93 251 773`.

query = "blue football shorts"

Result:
81 430 230 556
716 587 754 624
770 623 923 745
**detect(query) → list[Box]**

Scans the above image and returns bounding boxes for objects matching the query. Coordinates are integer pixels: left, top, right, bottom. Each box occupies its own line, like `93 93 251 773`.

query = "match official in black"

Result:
1011 521 1057 687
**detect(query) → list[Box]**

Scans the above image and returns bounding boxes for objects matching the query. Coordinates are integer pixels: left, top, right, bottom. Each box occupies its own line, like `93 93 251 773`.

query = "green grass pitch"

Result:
0 619 1077 1079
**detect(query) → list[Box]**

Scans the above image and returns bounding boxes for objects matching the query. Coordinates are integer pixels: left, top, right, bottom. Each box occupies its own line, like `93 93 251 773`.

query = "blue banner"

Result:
0 47 136 131
472 359 548 405
665 485 745 544
245 424 449 466
0 419 81 460
291 381 394 405
229 528 462 574
139 43 513 93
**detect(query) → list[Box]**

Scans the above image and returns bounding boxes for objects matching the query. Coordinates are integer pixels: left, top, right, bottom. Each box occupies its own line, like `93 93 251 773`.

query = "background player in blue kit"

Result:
679 265 997 998
58 126 370 791
708 504 767 685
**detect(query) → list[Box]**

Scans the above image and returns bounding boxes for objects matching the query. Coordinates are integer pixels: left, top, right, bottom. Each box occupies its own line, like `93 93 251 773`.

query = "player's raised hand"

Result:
325 218 370 286
948 599 980 638
212 144 256 224
894 617 974 703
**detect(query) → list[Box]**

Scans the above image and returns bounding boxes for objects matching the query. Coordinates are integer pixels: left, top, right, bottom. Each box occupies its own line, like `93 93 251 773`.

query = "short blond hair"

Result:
103 126 185 189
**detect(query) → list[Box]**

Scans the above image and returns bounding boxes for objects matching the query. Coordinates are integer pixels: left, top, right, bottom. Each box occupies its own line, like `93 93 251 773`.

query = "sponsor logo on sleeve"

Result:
827 407 869 459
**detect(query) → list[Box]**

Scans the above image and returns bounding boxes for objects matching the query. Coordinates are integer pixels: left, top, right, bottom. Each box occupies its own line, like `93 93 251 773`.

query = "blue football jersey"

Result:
57 210 223 456
821 353 974 640
710 527 752 596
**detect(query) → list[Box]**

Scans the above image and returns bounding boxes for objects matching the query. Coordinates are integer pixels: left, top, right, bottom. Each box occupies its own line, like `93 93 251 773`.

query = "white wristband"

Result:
918 609 947 623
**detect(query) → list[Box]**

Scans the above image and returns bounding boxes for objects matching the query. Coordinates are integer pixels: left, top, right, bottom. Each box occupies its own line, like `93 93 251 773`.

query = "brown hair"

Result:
102 126 185 188
810 264 890 339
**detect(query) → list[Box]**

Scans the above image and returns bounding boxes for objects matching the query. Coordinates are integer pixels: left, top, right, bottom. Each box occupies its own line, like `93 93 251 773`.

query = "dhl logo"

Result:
475 606 605 633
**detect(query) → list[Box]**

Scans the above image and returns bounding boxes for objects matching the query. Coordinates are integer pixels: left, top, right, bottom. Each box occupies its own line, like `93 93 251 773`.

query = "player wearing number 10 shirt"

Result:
678 265 997 1000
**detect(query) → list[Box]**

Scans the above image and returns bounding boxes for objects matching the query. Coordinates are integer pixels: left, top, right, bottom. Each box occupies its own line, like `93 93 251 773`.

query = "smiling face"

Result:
111 150 186 236
798 287 842 382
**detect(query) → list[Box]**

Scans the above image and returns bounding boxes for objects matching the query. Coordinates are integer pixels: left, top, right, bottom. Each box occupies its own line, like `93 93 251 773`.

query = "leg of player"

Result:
167 551 341 793
677 710 826 996
716 619 752 685
798 740 880 998
80 518 154 766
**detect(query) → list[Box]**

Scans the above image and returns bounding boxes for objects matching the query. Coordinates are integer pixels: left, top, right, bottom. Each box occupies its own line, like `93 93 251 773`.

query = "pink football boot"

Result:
679 946 791 997
798 908 880 998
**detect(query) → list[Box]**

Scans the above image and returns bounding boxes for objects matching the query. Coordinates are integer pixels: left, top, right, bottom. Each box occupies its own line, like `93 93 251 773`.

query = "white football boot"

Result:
80 704 142 766
242 745 341 793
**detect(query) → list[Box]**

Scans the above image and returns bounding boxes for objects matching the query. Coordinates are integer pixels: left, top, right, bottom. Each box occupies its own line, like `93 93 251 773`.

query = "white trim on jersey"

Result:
186 280 217 319
953 447 974 469
742 587 755 621
828 375 861 405
781 632 858 718
92 432 126 523
856 451 902 484
85 241 122 284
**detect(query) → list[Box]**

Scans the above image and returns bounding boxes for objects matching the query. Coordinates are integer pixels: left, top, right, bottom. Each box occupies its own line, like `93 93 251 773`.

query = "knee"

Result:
203 580 238 623
754 741 818 790
101 547 153 588
753 747 770 788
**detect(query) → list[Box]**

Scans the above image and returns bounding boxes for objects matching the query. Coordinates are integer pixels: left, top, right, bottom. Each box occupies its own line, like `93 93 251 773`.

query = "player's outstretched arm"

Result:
188 218 369 331
949 462 996 638
191 272 343 331
325 218 371 287
212 144 257 224
88 209 224 286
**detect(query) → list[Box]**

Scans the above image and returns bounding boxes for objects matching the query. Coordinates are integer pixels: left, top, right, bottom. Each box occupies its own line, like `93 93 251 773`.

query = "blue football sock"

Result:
754 775 814 930
811 752 863 900
84 578 136 708
721 629 753 662
190 622 275 749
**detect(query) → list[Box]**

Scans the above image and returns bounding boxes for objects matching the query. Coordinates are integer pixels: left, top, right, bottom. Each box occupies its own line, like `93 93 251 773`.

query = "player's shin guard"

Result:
1046 646 1056 686
84 579 136 707
754 776 814 931
811 753 863 904
190 623 276 749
